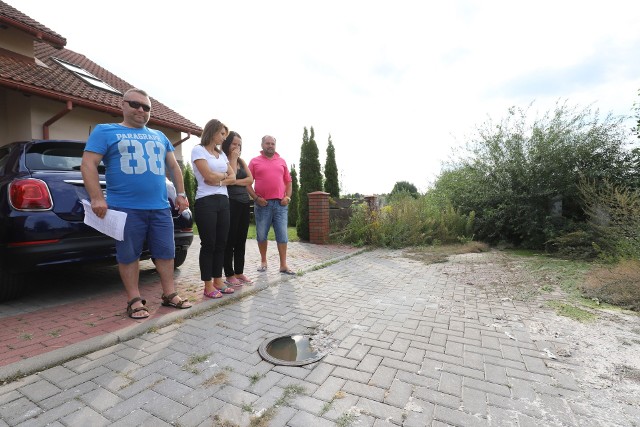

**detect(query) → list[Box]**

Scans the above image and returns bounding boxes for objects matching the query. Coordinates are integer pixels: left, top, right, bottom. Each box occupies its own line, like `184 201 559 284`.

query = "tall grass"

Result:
340 193 474 248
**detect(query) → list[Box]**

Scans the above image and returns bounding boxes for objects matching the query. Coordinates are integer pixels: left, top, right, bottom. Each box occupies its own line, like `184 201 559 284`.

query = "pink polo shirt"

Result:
248 151 292 200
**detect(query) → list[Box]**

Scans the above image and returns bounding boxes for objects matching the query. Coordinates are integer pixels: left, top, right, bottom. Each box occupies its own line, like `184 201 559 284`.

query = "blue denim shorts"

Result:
112 207 174 264
254 200 288 244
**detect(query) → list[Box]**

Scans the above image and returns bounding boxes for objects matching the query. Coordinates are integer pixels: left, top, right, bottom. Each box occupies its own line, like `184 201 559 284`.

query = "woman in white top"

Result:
191 119 238 298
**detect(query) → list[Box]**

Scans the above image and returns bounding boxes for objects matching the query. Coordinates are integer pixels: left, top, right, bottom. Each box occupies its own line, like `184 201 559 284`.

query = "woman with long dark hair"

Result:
221 131 254 286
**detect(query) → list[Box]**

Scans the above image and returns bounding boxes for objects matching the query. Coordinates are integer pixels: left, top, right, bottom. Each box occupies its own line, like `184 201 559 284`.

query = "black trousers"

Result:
224 199 251 277
194 195 229 281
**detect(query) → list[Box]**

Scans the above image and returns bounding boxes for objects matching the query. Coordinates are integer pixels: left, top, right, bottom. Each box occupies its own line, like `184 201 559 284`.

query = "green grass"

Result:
192 223 298 242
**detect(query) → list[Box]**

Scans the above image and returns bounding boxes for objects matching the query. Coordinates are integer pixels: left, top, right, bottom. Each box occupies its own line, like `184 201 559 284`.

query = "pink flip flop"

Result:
204 289 223 299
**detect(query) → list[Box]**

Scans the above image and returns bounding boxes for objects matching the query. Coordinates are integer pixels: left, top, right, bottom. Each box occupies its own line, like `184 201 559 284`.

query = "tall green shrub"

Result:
580 179 640 260
324 135 340 198
431 102 639 248
297 126 323 241
182 162 196 207
288 164 299 227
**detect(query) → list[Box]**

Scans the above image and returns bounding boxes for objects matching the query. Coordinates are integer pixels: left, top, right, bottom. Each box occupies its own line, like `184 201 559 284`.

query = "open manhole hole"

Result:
258 334 327 366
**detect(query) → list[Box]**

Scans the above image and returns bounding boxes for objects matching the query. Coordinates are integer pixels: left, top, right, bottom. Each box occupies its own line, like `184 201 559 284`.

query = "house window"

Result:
52 58 122 95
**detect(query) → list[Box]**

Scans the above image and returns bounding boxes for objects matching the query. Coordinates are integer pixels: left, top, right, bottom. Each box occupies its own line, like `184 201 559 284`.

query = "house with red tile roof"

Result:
0 0 201 162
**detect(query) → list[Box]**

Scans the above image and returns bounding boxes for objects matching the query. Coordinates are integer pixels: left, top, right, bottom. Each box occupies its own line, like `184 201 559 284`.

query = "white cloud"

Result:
11 0 640 194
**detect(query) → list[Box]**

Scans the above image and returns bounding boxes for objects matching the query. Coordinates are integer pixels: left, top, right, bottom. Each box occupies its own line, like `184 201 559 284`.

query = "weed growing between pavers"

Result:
247 384 306 426
336 410 358 427
202 370 229 388
248 372 264 385
117 371 134 390
212 414 240 427
183 352 212 374
318 390 347 416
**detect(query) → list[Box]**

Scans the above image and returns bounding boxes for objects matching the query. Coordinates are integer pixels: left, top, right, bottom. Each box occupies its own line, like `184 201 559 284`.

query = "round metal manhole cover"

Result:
258 334 326 366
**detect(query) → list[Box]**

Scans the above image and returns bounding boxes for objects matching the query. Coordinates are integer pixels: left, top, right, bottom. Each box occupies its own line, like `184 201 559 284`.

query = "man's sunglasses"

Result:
124 100 151 112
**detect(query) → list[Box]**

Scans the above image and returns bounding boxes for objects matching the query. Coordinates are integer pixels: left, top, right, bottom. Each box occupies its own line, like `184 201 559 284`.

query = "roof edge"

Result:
1 78 203 136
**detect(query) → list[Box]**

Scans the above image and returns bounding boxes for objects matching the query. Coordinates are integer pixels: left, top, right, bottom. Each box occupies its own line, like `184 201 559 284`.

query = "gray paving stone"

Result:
402 397 435 427
104 389 161 421
416 385 461 409
487 403 520 426
384 378 412 408
313 375 346 401
357 353 383 373
343 380 386 401
248 370 284 396
356 396 405 424
39 381 97 411
305 362 334 385
288 409 336 427
19 379 60 401
484 363 508 385
115 372 164 399
389 337 410 353
12 400 83 427
434 404 488 427
462 386 487 417
486 393 544 420
60 406 110 427
438 371 463 397
380 357 420 374
143 393 190 422
332 366 371 383
369 364 396 388
79 386 122 412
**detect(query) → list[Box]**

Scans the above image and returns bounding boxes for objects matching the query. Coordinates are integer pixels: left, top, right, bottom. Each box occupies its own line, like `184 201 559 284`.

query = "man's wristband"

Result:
177 192 187 198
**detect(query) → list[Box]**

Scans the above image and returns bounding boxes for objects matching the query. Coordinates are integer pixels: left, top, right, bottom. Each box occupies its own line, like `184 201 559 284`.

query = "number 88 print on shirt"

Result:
85 124 174 210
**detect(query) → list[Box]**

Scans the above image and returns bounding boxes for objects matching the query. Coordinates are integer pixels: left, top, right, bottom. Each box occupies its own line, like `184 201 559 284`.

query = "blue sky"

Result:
13 0 640 195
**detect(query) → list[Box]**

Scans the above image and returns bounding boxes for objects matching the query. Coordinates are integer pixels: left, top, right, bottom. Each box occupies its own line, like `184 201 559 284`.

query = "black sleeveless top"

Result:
227 160 250 203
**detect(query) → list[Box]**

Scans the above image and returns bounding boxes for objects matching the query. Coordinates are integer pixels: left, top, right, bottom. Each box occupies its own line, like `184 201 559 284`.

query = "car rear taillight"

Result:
9 178 53 210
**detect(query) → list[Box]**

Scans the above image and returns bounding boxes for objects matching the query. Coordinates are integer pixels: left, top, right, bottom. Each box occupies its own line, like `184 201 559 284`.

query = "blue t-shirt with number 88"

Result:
85 123 174 209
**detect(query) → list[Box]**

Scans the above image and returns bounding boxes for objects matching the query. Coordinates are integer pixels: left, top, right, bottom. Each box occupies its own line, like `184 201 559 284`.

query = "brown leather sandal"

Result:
161 292 192 309
126 297 149 319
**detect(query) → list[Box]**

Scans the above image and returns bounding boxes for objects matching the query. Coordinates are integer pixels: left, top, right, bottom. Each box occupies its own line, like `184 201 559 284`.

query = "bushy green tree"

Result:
324 135 340 198
431 102 639 248
390 181 419 199
297 126 323 241
288 164 299 227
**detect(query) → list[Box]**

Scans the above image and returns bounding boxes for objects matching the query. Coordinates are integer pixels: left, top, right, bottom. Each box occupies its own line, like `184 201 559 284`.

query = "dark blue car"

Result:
0 140 194 301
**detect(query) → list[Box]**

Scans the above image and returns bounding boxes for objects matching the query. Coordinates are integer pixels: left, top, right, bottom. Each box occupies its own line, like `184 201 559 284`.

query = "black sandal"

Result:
126 297 149 319
161 292 192 309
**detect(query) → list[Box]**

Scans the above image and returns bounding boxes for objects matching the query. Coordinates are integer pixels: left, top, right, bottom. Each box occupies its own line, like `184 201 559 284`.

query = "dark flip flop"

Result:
279 269 296 275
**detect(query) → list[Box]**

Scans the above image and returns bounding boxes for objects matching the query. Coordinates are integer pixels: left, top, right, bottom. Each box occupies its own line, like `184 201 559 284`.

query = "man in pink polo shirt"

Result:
247 135 295 274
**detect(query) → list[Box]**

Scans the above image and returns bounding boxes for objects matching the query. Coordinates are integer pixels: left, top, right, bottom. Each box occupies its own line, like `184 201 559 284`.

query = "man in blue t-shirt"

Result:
81 88 192 319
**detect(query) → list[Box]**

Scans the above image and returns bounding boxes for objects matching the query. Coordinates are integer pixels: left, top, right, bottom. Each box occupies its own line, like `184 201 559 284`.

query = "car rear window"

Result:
26 142 86 171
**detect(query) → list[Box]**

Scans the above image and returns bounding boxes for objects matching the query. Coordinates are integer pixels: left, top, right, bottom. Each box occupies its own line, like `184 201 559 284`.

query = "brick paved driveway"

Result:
0 246 638 426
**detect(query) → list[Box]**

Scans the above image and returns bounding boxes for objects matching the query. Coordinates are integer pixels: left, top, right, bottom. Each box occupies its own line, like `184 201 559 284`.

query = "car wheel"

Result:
0 262 26 301
174 248 188 268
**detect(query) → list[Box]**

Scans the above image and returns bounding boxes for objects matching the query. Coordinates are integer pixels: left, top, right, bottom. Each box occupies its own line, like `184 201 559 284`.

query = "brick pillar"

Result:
308 191 330 244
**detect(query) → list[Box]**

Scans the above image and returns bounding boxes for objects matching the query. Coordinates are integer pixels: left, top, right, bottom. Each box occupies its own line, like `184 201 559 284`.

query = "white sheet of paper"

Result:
81 199 127 241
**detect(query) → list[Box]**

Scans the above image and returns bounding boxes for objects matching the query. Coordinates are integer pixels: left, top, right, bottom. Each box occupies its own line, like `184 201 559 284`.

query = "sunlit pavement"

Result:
1 243 637 426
